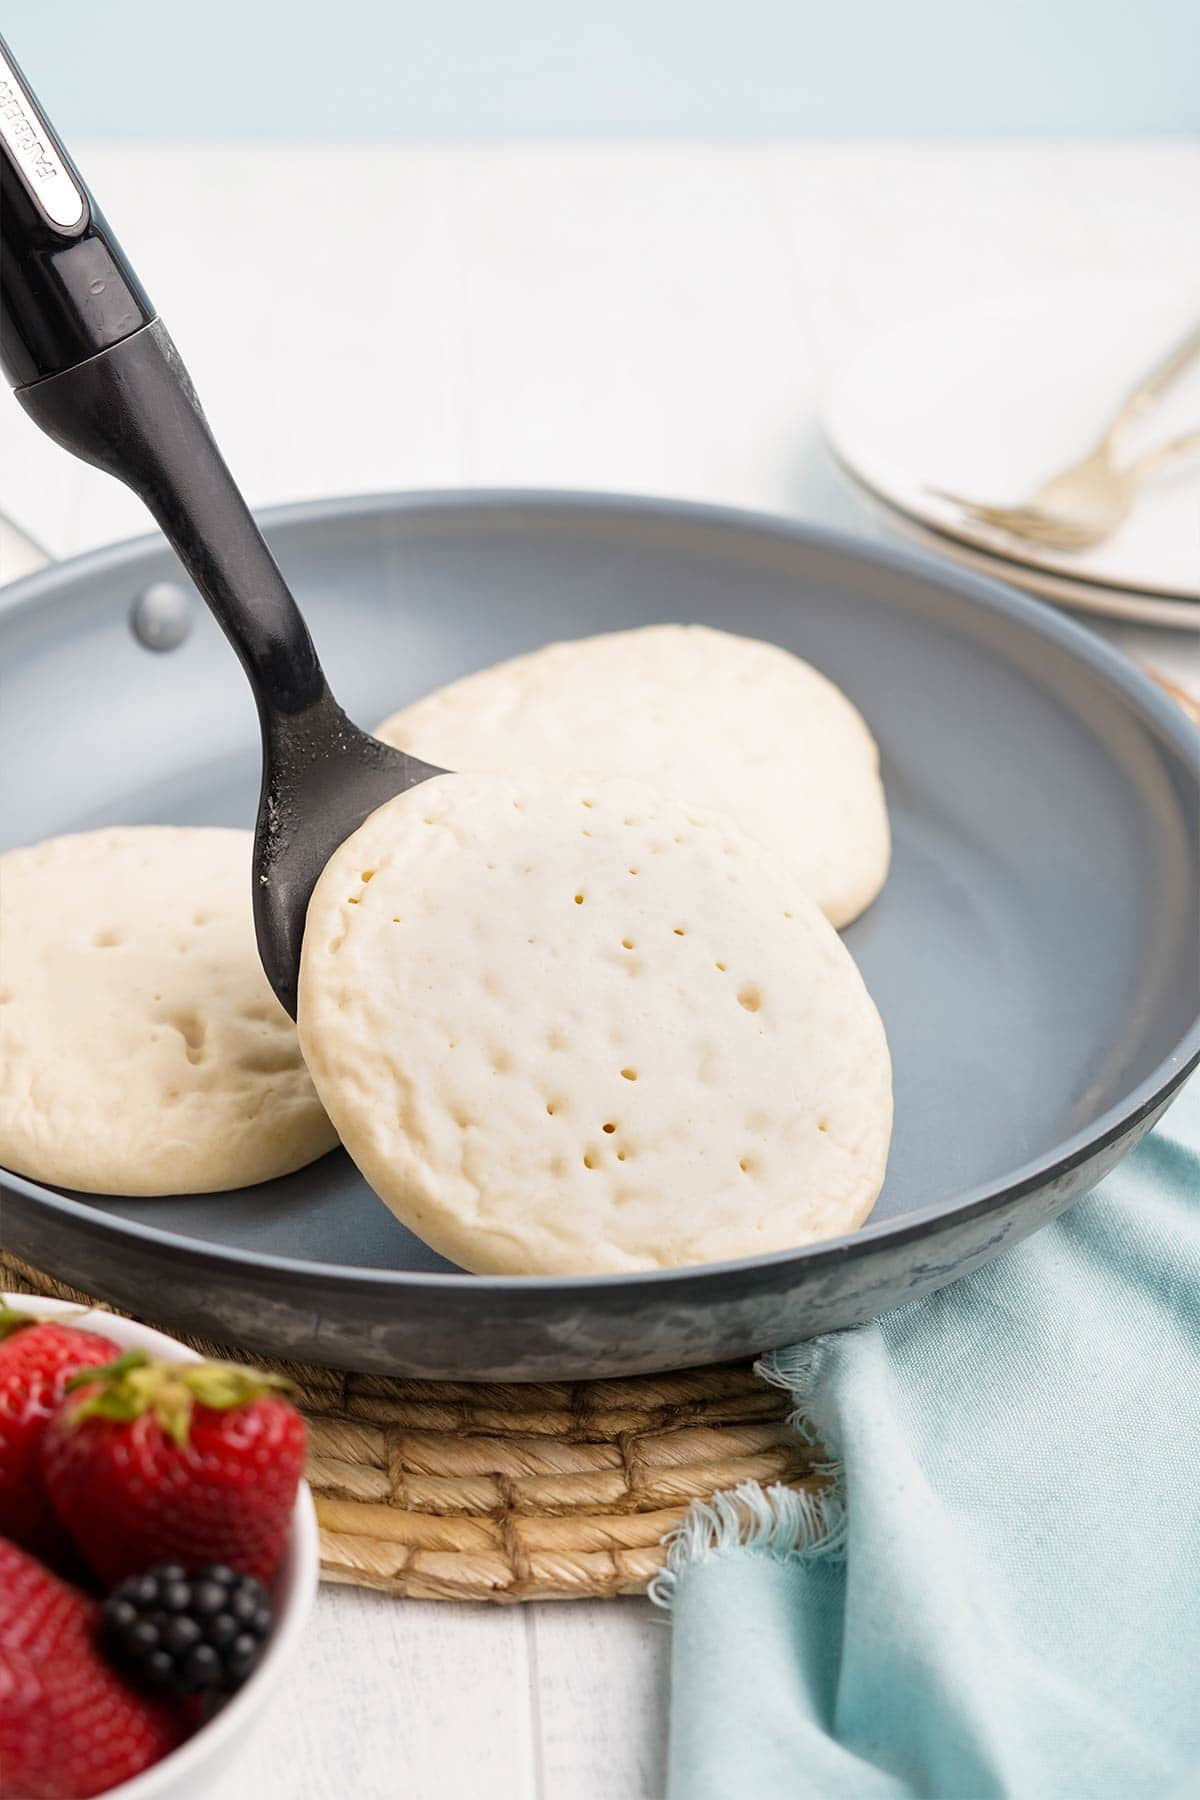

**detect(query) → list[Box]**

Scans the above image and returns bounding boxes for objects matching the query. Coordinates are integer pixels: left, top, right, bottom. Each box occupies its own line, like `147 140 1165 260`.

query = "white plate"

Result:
823 279 1200 605
854 481 1200 631
2 1293 319 1800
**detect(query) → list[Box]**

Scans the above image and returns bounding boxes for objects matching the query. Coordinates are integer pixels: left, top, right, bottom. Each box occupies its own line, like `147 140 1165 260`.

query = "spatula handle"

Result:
17 321 329 717
0 33 328 720
0 38 153 386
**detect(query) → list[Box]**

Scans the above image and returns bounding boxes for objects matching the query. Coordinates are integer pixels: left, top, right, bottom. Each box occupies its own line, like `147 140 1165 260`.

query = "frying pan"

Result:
2 489 1198 1378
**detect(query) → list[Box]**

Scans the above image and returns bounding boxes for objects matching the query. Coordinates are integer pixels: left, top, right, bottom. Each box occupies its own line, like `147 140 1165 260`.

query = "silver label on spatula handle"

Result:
0 45 85 230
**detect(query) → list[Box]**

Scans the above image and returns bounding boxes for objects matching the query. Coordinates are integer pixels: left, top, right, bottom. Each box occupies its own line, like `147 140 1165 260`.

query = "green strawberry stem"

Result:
0 1302 109 1341
0 1305 38 1342
65 1351 295 1446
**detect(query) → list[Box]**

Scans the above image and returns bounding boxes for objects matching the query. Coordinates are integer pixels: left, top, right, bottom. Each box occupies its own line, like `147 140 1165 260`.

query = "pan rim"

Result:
2 485 1198 1297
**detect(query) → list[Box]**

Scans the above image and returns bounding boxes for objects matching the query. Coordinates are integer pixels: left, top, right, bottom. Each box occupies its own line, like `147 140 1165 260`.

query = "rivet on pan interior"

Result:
129 581 192 651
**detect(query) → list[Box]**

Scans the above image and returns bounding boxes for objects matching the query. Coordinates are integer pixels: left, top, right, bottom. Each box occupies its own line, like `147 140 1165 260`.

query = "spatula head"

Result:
253 692 443 1017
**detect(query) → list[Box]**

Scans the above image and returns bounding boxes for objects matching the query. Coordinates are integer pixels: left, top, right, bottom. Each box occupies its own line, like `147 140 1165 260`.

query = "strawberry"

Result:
0 1536 185 1799
42 1351 306 1586
0 1309 120 1565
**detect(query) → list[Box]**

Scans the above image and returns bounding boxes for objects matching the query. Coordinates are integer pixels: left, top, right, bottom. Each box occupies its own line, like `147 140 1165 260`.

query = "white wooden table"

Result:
2 142 1195 1799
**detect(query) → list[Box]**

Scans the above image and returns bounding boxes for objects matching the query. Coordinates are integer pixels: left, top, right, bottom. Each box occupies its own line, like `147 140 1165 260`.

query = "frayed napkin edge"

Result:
649 1337 848 1610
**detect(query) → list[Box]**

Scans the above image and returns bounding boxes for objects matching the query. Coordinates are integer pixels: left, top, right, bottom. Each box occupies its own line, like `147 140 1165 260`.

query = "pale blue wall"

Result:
4 0 1196 139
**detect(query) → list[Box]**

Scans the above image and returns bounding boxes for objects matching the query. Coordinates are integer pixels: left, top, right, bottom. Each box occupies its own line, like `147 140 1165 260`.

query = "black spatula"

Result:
0 35 443 1016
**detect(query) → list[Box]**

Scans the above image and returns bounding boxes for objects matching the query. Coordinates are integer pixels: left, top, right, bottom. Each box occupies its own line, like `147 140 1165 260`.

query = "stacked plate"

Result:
822 280 1200 630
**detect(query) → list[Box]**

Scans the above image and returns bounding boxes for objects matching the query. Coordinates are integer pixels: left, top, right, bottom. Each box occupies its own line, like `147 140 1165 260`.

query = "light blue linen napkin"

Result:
653 1074 1200 1800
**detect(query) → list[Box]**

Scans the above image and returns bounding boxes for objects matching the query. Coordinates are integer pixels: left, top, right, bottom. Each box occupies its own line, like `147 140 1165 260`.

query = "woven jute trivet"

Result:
0 1252 819 1604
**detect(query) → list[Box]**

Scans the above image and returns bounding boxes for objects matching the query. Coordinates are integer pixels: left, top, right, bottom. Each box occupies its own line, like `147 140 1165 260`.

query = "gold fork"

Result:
933 320 1200 553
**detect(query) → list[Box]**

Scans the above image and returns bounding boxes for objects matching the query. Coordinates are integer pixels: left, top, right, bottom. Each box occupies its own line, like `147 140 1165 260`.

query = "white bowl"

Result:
2 1291 320 1800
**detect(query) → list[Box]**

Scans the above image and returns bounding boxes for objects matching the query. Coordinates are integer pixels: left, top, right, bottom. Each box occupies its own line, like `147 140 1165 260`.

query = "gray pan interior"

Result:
2 491 1198 1377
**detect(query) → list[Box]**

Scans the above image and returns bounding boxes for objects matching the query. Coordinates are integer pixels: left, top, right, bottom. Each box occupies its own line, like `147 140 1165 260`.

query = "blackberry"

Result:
102 1561 273 1697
